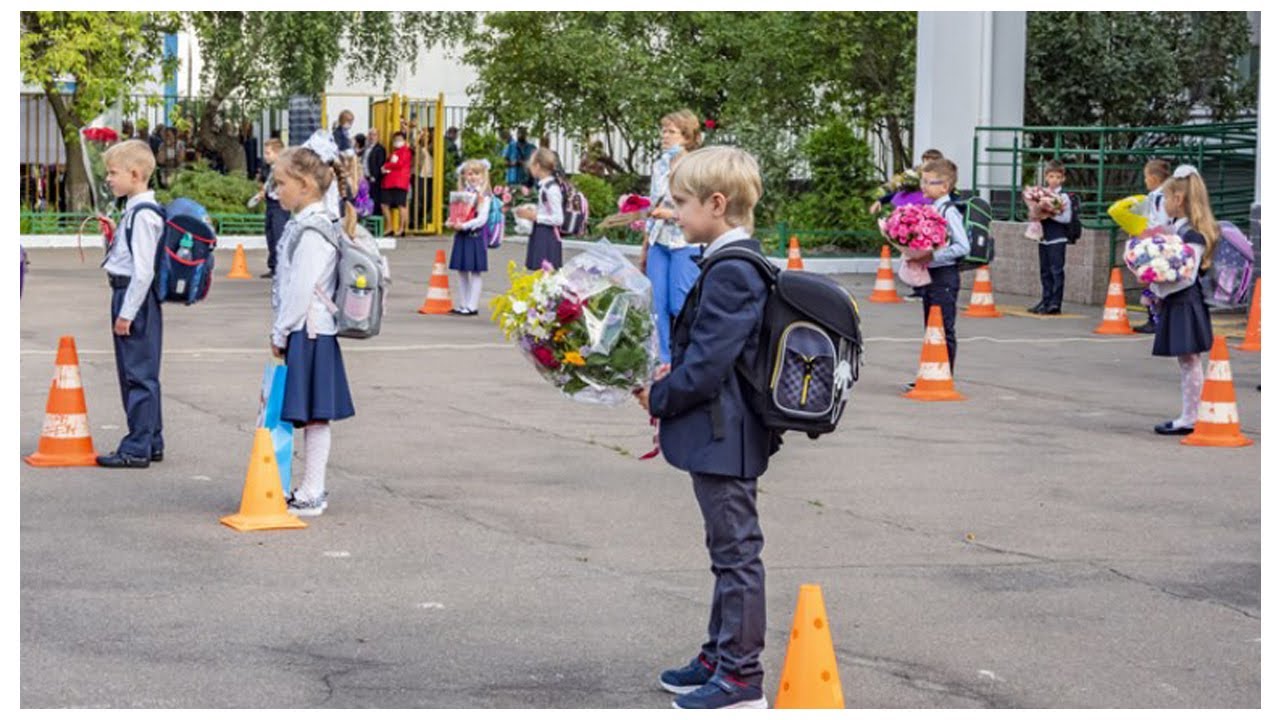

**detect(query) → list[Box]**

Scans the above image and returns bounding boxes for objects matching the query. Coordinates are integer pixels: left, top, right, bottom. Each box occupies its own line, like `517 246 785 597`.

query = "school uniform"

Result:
1036 188 1073 312
272 201 355 428
1151 220 1214 357
101 192 165 461
525 176 563 270
449 189 491 273
648 227 771 689
261 164 289 275
646 147 704 364
924 196 971 372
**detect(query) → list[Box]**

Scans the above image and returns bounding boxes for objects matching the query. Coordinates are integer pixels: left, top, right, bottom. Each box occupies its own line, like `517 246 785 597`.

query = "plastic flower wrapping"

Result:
490 240 659 405
80 126 120 216
1022 186 1067 241
1124 230 1198 284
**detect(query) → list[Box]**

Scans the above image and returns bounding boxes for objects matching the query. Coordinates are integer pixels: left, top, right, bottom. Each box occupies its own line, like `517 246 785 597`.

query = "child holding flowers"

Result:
446 159 494 316
1109 159 1172 333
516 148 564 271
1146 165 1218 436
1025 159 1073 314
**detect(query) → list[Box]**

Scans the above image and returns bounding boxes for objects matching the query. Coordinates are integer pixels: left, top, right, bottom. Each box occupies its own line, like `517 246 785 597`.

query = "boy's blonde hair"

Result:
920 148 944 162
921 158 957 188
457 158 492 192
102 140 156 181
527 147 558 175
1163 170 1220 269
661 109 703 152
668 146 763 232
264 138 284 153
1144 158 1171 181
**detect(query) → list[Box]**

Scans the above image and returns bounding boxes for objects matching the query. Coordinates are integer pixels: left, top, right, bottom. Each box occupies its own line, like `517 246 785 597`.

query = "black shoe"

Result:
259 271 274 279
1042 307 1062 315
1153 420 1194 436
1134 320 1156 334
150 450 164 462
1027 304 1045 314
901 381 916 393
96 452 150 468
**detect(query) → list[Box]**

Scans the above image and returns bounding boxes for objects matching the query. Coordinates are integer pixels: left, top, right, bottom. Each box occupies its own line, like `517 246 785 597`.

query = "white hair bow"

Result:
1172 164 1199 179
455 158 492 178
303 130 339 164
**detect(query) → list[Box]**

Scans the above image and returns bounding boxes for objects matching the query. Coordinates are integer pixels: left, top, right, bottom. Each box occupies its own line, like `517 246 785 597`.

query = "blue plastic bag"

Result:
258 361 294 495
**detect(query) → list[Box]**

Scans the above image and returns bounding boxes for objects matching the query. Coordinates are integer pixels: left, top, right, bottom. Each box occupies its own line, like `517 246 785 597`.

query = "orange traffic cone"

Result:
1182 337 1254 448
774 585 844 709
1237 277 1260 352
1093 267 1135 334
220 428 308 531
868 245 902 303
904 306 965 401
25 335 99 467
417 249 453 314
962 265 1002 318
786 236 804 270
227 243 252 279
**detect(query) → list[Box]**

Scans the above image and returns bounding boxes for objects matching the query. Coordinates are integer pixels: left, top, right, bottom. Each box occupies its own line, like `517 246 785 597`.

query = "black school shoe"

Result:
1134 320 1157 333
150 450 164 462
1154 420 1194 436
1041 307 1062 315
1027 303 1045 314
96 452 150 468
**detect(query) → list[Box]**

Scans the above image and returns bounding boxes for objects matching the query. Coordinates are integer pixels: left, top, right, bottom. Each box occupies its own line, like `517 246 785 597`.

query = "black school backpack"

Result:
127 198 218 304
683 242 863 441
1065 193 1083 244
945 196 995 271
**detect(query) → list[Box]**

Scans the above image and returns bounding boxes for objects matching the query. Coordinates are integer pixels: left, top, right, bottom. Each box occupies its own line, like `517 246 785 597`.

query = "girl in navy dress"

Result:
447 158 493 315
270 139 356 516
1150 165 1218 436
517 148 564 271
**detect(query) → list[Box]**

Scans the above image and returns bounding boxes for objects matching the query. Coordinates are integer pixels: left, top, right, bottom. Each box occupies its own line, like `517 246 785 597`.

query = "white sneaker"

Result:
287 492 328 517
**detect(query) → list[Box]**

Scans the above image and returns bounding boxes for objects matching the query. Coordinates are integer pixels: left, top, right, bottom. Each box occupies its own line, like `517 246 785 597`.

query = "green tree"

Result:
20 11 178 211
1025 11 1256 127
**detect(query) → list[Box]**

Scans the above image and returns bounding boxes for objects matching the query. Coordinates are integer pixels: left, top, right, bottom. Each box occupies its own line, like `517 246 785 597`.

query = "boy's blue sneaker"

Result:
660 653 717 695
672 673 767 710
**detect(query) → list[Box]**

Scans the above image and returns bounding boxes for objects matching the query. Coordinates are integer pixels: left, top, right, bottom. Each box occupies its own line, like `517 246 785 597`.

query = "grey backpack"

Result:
291 215 389 339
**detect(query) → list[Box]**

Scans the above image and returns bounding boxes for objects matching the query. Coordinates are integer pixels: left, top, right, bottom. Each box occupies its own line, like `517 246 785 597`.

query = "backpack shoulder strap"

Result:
124 201 165 253
288 215 340 262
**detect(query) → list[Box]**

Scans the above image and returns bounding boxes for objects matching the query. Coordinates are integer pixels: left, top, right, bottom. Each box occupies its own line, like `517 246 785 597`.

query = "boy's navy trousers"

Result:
692 472 765 687
1038 241 1067 310
110 283 164 458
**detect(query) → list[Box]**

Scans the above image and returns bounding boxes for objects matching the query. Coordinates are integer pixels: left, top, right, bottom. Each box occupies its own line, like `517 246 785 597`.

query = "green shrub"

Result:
156 162 262 216
776 119 883 252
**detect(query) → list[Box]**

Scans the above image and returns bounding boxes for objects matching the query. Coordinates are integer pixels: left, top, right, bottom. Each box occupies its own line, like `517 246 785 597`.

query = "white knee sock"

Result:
296 422 331 502
1176 353 1204 427
455 273 471 310
467 272 484 311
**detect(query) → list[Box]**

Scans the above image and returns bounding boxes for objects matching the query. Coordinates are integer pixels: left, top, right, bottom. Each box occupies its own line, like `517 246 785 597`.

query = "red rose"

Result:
704 118 717 130
531 344 560 370
556 298 583 324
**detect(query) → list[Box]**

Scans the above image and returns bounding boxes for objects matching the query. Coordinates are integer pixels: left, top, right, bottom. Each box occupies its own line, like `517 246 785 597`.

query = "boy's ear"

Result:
710 192 729 217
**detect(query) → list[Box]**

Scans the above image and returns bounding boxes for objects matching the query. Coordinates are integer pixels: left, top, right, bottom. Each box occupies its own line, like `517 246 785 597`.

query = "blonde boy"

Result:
98 140 166 468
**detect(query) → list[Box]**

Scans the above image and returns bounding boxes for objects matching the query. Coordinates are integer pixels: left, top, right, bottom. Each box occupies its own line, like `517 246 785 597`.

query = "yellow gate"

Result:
368 92 445 237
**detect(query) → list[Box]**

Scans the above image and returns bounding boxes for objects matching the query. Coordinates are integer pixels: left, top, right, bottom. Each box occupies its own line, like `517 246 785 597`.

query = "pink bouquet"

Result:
1022 186 1067 240
879 204 949 286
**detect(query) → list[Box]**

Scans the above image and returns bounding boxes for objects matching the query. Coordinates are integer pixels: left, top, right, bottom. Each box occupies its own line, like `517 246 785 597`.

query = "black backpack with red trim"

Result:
127 198 218 304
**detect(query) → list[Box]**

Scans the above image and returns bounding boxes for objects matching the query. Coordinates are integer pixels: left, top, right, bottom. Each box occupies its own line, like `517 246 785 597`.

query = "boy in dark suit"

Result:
635 146 771 710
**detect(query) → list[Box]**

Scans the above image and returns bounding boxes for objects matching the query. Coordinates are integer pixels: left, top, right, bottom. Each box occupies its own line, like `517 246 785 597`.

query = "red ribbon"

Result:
638 416 661 461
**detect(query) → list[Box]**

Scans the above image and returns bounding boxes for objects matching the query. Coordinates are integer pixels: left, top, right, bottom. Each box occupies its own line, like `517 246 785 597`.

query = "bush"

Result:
460 126 507 189
776 119 884 252
156 162 261 216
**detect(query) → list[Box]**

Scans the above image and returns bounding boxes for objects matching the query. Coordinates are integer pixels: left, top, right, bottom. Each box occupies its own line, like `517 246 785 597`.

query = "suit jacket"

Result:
648 239 771 479
365 144 388 188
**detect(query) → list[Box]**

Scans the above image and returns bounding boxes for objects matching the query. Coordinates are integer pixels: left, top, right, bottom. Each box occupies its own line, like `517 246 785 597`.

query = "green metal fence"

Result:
20 212 384 238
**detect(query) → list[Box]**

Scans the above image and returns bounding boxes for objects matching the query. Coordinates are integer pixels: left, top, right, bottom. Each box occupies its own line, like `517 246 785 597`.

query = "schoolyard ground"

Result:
19 241 1261 709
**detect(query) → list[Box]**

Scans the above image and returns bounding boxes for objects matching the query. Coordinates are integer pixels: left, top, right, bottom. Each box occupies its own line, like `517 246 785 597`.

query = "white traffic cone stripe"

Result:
874 278 896 290
1197 401 1240 424
924 327 945 344
970 293 994 305
426 286 451 300
1103 307 1126 321
55 365 83 389
1206 361 1233 382
1109 283 1123 295
975 269 991 282
879 258 893 270
40 413 90 439
917 362 953 381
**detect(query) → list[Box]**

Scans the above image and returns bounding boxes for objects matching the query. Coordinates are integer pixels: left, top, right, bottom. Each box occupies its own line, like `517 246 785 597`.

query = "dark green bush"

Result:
776 119 883 252
157 162 262 216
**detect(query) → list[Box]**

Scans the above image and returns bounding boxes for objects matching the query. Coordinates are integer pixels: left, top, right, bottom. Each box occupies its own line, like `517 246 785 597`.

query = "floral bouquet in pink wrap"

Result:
1123 229 1198 284
879 203 949 286
1022 186 1067 240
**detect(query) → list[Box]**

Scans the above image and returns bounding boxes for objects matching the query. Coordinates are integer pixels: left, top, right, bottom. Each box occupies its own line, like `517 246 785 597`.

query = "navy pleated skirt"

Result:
525 223 563 271
1153 282 1214 357
282 331 356 427
449 229 488 272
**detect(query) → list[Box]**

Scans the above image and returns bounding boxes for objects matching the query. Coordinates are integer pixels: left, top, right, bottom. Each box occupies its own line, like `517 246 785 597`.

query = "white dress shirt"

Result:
272 201 339 348
103 191 164 321
535 176 564 227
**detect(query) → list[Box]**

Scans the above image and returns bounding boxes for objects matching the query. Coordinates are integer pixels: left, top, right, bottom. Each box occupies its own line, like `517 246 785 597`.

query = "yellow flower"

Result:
554 328 570 343
563 351 586 366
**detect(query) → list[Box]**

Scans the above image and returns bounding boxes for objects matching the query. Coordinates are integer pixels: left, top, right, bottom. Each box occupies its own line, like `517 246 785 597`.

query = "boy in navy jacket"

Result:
636 146 771 710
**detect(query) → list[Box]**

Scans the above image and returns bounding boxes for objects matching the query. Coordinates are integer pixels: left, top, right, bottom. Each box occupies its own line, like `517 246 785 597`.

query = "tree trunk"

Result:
885 114 909 174
43 85 92 212
196 86 247 176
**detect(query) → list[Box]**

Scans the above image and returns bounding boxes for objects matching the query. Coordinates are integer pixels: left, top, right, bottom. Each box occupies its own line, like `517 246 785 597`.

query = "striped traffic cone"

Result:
904 306 964 401
1236 277 1260 352
962 265 1002 318
1182 337 1253 447
417 249 453 315
25 336 99 467
868 245 902 303
787 236 804 270
1093 268 1135 335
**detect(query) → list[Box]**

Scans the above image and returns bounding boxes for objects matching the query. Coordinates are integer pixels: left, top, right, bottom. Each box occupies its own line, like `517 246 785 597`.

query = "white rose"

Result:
512 300 528 315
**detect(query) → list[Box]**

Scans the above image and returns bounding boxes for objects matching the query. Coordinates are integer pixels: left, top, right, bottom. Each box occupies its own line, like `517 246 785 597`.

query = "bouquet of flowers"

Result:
491 240 659 405
884 168 921 194
448 190 478 226
879 203 949 286
1123 230 1198 285
596 193 653 231
80 126 120 217
1022 186 1067 240
495 184 537 234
